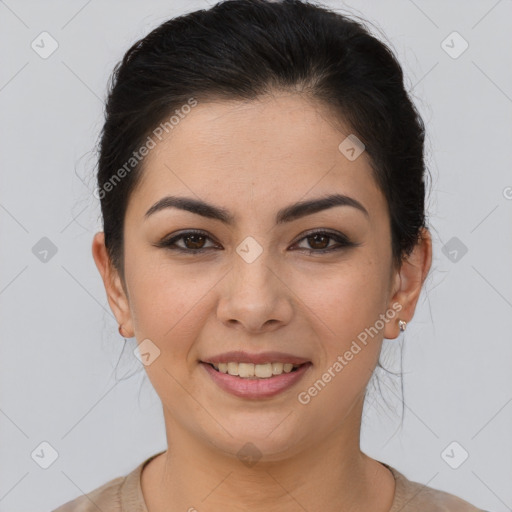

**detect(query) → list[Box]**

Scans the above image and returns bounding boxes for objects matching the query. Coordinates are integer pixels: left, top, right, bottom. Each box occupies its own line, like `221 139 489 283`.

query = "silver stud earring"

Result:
398 320 407 332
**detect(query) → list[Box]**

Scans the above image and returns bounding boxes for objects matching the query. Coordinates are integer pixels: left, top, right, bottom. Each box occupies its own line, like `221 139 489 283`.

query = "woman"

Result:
53 0 486 510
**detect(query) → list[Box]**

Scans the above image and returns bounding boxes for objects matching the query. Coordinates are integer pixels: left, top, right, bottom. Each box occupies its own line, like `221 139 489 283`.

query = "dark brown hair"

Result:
96 0 430 285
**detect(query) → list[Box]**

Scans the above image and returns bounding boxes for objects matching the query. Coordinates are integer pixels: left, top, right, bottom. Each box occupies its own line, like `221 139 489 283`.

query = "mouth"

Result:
199 360 313 399
200 361 309 379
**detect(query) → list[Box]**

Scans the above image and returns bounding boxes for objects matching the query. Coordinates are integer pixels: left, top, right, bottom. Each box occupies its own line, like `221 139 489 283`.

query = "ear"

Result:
384 227 432 340
91 231 134 338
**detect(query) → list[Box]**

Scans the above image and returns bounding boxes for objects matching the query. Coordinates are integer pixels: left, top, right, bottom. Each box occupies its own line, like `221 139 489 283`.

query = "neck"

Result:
142 398 395 512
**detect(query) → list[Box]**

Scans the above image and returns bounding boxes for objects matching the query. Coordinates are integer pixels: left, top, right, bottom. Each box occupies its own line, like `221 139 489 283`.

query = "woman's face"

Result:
99 93 408 460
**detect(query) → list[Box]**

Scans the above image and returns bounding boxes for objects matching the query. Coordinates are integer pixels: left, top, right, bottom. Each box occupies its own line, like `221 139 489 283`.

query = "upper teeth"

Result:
211 362 300 378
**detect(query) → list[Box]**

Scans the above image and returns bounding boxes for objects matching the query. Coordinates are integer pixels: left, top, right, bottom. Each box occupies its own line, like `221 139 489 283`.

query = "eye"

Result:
155 230 219 253
291 230 357 254
155 229 357 255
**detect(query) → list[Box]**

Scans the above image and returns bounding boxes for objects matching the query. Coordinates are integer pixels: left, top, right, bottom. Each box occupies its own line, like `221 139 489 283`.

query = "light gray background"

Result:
1 1 511 511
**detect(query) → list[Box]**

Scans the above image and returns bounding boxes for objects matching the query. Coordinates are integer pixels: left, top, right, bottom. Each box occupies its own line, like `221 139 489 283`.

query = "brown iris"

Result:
305 233 330 250
182 233 207 250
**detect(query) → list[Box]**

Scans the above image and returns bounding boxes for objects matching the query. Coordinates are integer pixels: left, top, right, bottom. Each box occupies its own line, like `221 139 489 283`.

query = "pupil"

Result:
309 234 328 249
186 234 205 249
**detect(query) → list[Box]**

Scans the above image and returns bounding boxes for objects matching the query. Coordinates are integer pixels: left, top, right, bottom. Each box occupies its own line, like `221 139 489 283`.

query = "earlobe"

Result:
91 232 134 337
384 227 432 339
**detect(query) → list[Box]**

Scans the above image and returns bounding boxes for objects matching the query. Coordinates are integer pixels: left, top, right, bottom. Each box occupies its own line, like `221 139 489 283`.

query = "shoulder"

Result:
50 451 162 512
384 464 488 512
51 474 126 512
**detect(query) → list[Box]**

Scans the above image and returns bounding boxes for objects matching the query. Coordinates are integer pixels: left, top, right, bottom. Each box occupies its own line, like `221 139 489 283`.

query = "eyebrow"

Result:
144 193 369 224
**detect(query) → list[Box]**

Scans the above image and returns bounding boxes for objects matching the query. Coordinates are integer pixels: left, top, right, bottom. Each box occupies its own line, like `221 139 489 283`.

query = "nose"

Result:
216 249 293 333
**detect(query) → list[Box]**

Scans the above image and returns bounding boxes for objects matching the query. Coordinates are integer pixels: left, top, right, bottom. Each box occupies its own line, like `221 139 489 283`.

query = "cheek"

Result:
293 264 388 418
296 255 389 370
125 258 213 398
124 250 211 348
299 253 389 325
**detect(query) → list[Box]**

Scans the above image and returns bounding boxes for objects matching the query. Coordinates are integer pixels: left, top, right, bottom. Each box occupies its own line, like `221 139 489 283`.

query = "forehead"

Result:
126 93 386 224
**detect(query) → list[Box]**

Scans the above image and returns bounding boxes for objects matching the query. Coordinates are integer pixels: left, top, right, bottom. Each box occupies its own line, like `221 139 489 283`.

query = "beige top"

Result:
52 451 487 512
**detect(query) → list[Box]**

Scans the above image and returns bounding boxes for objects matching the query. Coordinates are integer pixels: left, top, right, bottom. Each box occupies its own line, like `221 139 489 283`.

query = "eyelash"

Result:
155 229 357 255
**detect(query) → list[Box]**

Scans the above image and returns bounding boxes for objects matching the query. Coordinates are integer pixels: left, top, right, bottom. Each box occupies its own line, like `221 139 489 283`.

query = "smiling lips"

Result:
202 350 311 366
200 350 312 399
209 361 301 379
201 350 311 380
201 360 312 398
